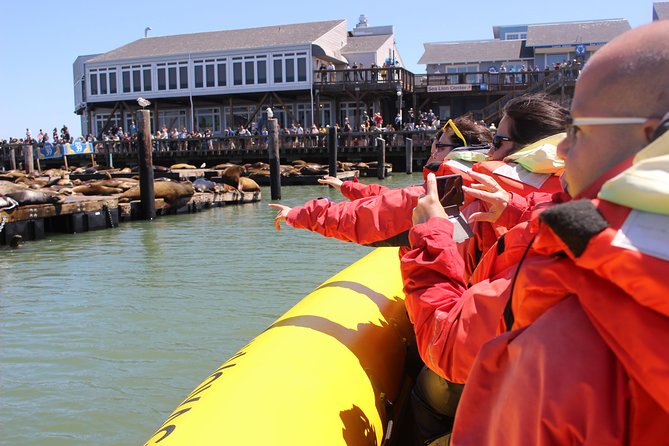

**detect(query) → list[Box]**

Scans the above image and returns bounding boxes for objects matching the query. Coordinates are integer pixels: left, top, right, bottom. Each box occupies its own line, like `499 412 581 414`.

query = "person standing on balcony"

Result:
327 61 335 83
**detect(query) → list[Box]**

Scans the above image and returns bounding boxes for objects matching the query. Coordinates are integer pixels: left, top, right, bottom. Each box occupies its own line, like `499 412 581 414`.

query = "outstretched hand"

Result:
268 203 292 231
412 173 448 225
462 171 510 223
317 175 343 190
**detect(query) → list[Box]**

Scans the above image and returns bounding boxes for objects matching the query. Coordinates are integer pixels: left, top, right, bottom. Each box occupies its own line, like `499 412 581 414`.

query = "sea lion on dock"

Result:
119 181 195 206
192 177 224 193
0 195 19 211
72 184 123 196
238 177 261 192
170 163 197 170
5 189 64 205
219 165 245 189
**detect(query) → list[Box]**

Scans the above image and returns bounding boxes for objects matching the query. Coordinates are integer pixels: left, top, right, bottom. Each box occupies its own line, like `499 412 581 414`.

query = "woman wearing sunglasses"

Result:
269 115 492 248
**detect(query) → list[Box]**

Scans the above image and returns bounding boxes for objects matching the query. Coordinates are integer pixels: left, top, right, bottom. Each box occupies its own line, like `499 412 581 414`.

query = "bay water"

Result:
0 173 422 446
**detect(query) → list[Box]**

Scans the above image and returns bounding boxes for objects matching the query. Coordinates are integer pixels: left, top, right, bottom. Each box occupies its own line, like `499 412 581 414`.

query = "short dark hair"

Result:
502 94 569 146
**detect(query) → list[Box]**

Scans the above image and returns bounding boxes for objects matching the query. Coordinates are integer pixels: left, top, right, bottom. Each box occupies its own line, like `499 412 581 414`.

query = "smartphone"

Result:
435 174 464 208
435 174 473 242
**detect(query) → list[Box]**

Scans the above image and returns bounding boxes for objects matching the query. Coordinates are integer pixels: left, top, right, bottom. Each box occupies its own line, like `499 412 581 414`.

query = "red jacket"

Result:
452 198 669 445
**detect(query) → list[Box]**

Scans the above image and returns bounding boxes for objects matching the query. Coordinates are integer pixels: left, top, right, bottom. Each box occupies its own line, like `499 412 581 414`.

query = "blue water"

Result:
0 173 422 446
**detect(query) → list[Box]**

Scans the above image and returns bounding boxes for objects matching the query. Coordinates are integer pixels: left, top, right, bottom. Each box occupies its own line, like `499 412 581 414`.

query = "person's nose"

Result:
556 135 570 160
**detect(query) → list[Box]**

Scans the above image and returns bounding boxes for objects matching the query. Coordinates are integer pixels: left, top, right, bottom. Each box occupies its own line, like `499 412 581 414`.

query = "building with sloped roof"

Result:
416 19 630 119
73 16 405 137
654 2 669 20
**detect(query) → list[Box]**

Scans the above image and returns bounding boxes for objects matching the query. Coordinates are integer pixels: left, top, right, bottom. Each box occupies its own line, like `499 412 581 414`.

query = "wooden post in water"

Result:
9 146 16 171
23 145 34 174
405 137 413 174
328 126 338 178
376 137 386 179
137 110 156 220
268 118 281 200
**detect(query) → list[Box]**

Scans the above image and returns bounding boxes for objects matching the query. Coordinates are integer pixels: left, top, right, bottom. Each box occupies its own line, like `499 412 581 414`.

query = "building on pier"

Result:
73 16 405 138
416 18 631 121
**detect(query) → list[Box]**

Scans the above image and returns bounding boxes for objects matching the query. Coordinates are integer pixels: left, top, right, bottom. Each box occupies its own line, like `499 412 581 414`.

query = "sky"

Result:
0 0 659 140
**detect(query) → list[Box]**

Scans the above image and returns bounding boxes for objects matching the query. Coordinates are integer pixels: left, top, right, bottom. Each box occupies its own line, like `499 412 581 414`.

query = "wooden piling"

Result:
137 110 156 220
9 146 16 171
328 126 338 177
405 137 413 174
23 145 34 174
376 137 386 179
268 118 281 200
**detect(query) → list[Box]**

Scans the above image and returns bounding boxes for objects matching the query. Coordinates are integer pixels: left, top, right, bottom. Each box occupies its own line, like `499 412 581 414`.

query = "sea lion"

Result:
0 195 19 211
5 189 64 205
214 163 238 170
72 184 123 196
192 177 224 193
170 163 197 170
119 181 195 205
219 165 245 189
238 177 261 192
300 164 327 175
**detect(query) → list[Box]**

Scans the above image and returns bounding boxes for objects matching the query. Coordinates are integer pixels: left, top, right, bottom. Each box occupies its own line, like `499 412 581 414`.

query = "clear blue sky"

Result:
0 0 658 140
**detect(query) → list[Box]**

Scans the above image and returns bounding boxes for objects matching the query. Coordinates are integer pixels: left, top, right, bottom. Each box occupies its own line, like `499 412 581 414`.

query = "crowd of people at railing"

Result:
427 58 585 87
317 59 402 83
3 106 478 156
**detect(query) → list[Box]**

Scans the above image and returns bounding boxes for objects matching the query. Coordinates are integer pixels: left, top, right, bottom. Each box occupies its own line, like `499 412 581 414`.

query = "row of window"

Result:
88 52 309 96
92 102 334 135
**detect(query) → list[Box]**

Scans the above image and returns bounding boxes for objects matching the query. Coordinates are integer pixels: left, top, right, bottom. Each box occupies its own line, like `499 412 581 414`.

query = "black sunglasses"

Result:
492 134 513 149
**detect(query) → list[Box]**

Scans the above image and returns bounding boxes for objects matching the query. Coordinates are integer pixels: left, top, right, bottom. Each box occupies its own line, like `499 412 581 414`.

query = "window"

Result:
122 69 131 93
193 58 227 89
195 108 221 133
272 52 308 84
179 65 188 89
157 62 188 90
90 73 98 95
245 59 255 84
233 59 243 86
195 65 203 88
94 112 122 136
121 64 152 93
297 58 306 82
159 110 188 132
143 66 151 91
157 67 166 90
88 67 118 96
132 70 141 92
206 64 215 87
273 59 283 83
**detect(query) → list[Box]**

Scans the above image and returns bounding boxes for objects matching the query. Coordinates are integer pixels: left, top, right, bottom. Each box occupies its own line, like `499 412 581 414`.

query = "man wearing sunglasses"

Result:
402 21 669 445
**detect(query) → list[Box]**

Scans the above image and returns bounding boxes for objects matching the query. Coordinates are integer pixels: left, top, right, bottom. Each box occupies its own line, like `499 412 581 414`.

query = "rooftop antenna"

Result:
144 26 152 38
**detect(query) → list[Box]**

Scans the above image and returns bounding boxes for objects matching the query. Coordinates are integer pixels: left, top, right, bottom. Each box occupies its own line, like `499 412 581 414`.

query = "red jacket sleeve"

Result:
401 217 512 383
340 181 390 201
486 190 554 237
286 184 425 245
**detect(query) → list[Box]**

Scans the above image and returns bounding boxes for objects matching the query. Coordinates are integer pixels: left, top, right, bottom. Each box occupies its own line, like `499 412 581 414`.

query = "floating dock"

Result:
0 189 260 246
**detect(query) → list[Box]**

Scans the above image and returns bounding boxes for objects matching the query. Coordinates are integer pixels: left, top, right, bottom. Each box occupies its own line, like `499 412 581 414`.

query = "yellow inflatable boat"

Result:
145 247 418 445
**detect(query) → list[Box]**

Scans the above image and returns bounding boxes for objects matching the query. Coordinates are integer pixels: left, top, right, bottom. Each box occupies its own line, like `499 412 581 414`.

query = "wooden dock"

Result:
0 190 260 246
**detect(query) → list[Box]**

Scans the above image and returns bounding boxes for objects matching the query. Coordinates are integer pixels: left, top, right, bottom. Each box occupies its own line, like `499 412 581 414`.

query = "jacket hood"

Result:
598 130 669 215
504 133 566 174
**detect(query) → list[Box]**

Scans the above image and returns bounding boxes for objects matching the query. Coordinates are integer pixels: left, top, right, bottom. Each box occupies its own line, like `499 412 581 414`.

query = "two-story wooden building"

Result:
73 16 406 137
